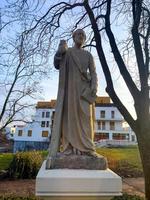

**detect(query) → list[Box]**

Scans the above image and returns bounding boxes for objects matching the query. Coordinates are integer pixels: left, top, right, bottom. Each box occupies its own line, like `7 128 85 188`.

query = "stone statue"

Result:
46 29 104 169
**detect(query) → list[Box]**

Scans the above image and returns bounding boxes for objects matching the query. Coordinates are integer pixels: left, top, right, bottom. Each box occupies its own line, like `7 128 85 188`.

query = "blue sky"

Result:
40 48 136 119
0 0 137 121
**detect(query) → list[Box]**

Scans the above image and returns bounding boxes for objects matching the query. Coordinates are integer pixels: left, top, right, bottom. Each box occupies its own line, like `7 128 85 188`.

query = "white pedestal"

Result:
36 161 122 200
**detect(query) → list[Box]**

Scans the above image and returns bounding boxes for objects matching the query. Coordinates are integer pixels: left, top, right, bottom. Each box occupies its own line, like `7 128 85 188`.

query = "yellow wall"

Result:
96 96 110 104
36 100 56 109
36 96 111 109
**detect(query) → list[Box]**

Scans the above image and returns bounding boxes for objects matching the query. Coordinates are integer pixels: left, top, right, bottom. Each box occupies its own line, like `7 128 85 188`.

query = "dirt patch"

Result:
0 178 145 198
123 178 145 197
0 180 35 197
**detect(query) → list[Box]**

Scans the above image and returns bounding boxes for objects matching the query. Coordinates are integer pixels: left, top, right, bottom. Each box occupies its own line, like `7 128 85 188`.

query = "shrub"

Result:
0 193 143 200
112 193 144 200
115 160 143 178
8 151 43 179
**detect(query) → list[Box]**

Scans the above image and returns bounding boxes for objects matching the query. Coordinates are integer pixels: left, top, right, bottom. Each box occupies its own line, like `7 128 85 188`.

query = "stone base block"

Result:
36 161 122 200
46 153 107 170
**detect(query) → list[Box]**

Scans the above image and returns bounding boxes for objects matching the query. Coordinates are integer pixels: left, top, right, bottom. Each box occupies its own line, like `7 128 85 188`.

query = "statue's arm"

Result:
54 40 68 69
89 53 98 94
54 52 62 69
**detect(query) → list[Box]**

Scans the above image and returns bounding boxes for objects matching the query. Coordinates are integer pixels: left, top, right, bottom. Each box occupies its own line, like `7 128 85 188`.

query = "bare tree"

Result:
1 0 150 198
0 33 43 130
0 2 52 130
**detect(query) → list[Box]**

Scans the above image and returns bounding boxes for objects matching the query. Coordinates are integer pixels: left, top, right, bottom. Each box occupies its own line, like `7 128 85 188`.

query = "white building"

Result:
12 100 55 152
12 97 137 152
94 97 136 146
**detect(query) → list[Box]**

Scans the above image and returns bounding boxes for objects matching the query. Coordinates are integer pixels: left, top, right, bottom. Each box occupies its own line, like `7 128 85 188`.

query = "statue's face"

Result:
73 29 86 46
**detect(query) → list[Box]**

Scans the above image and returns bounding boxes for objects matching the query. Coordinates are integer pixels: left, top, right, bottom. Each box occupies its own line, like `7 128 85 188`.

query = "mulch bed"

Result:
0 180 35 197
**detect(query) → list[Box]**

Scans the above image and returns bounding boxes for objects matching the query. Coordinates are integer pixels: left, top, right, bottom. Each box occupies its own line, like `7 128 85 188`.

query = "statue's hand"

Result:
57 40 68 55
57 47 66 55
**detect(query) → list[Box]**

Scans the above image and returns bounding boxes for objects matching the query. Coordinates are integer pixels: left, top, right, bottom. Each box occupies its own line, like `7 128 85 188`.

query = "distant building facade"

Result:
11 97 137 152
94 97 136 146
12 100 55 152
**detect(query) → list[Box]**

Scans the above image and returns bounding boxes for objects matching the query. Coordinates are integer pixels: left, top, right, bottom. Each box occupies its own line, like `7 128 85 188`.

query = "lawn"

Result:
0 146 143 177
96 146 143 177
96 146 142 168
0 153 14 170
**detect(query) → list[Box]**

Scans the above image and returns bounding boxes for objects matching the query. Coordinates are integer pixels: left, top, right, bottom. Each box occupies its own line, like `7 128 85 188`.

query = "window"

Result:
99 133 109 140
100 110 105 118
46 121 49 127
97 121 101 130
42 112 45 118
28 130 32 137
95 133 109 141
111 111 115 118
42 131 48 137
97 121 105 130
41 121 45 127
113 133 126 140
46 112 50 118
110 121 115 130
102 121 106 130
18 130 23 136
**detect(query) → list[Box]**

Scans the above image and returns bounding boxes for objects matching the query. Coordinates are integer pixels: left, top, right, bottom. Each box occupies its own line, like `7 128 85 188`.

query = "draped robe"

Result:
49 47 97 157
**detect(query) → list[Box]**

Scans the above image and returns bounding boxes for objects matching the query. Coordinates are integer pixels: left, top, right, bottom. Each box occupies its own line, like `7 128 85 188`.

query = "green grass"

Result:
0 151 48 171
0 153 14 170
96 146 143 177
40 150 48 159
96 146 142 168
0 146 143 177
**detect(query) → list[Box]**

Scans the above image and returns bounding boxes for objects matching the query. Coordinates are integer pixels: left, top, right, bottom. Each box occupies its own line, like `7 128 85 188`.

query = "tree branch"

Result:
105 0 140 101
24 2 84 35
83 0 137 132
143 7 150 74
132 0 148 90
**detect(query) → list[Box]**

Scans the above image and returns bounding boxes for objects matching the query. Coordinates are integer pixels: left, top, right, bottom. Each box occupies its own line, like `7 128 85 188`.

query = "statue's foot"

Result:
63 146 83 156
83 151 100 158
63 148 73 155
73 147 82 155
62 145 99 157
63 144 73 155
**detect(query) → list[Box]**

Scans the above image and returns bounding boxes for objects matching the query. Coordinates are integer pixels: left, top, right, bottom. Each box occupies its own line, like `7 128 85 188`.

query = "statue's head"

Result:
73 29 86 47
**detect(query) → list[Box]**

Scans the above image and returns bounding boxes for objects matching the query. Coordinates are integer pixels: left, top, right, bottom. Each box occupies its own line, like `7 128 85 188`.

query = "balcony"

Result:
95 117 124 121
95 128 132 133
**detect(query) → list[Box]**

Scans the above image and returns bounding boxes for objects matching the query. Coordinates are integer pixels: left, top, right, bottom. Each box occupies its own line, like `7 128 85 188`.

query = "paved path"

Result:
0 178 145 198
123 178 145 197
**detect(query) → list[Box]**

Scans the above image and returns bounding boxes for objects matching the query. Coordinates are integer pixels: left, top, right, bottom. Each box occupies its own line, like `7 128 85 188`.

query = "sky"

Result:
40 50 136 120
0 0 137 122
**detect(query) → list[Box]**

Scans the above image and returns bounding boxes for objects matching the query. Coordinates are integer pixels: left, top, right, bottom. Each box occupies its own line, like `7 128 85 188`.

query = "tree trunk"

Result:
136 124 150 200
